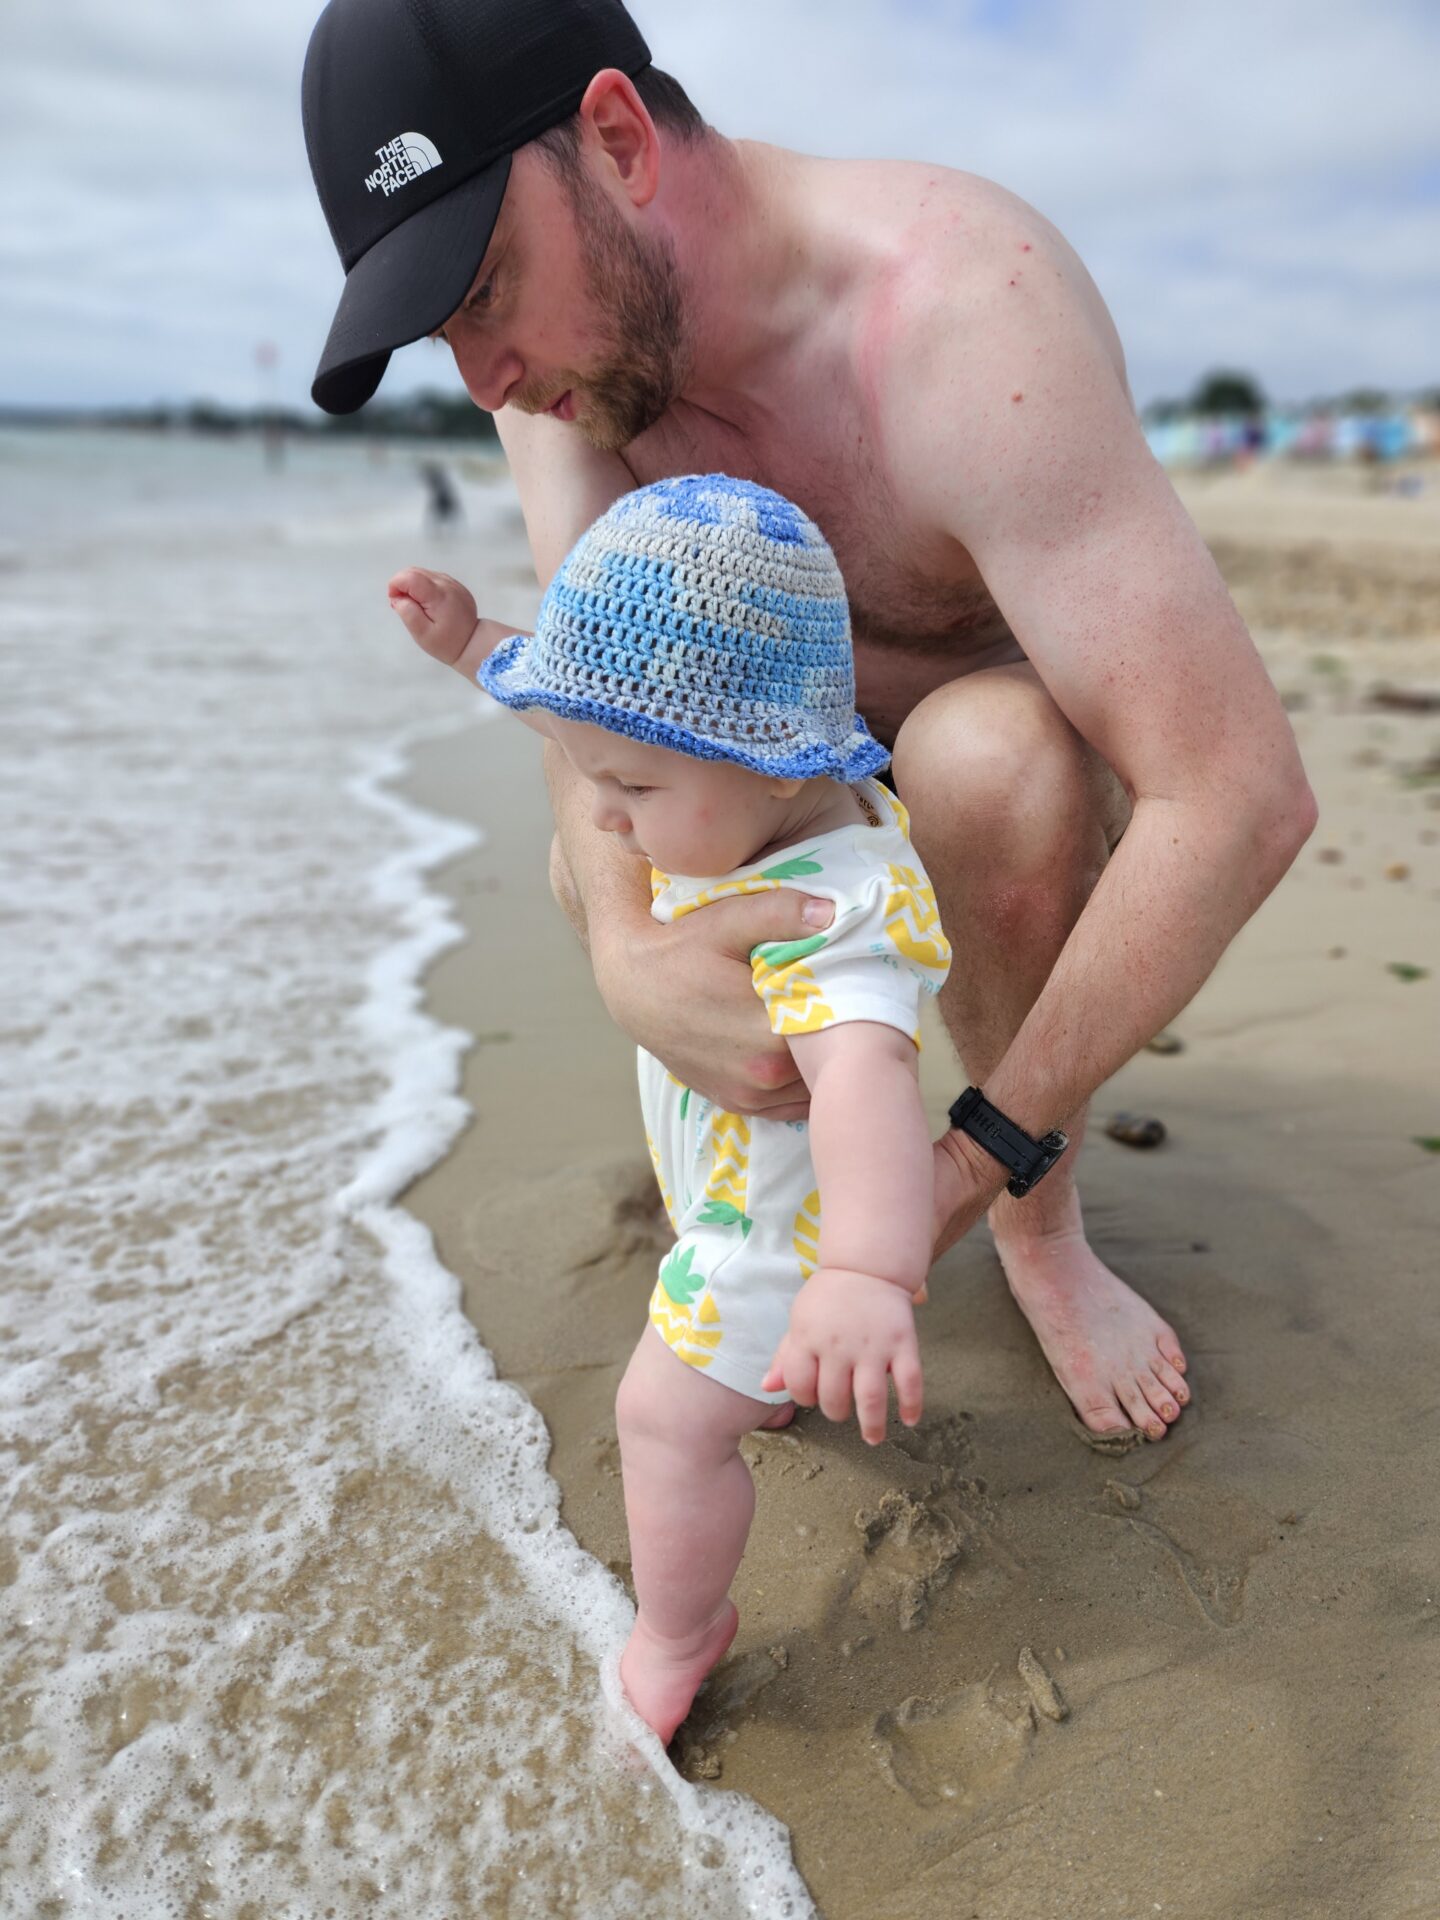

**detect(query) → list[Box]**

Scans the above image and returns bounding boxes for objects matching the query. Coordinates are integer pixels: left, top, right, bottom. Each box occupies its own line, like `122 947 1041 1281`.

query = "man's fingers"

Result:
700 886 835 958
892 1347 924 1428
852 1363 890 1446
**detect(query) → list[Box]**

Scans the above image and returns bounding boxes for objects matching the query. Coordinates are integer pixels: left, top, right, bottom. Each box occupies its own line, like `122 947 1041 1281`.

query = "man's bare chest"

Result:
624 408 1019 742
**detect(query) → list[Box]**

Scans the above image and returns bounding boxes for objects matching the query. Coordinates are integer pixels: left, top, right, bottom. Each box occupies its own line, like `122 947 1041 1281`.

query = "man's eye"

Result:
468 276 496 310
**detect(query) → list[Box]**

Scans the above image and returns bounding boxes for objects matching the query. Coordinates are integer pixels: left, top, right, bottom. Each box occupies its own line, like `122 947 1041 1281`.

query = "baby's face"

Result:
546 718 799 875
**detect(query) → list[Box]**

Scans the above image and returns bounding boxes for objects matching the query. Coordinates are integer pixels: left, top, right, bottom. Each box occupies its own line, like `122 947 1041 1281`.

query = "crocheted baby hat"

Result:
477 474 889 782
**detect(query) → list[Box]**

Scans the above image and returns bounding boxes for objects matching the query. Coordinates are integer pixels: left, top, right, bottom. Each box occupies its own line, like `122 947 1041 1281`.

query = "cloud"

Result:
1 0 1435 411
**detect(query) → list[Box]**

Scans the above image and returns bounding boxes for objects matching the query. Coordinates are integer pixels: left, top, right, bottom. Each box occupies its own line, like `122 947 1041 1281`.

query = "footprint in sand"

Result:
872 1679 1036 1810
1097 1478 1278 1628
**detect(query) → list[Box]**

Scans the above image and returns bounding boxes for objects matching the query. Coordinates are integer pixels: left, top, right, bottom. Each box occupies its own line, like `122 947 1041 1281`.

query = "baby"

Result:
390 475 951 1744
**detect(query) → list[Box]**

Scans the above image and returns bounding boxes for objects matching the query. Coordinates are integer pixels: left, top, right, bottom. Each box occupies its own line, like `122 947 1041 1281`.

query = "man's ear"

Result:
577 69 660 209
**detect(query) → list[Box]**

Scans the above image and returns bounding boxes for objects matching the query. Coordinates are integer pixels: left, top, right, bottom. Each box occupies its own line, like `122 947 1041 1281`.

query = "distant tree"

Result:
1336 387 1390 414
1189 369 1266 417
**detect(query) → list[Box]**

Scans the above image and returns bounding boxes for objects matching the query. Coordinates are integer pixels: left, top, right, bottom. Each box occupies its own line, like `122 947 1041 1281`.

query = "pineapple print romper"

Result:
641 779 952 1403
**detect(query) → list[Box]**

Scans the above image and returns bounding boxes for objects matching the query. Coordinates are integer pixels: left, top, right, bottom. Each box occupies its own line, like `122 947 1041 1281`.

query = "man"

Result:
304 0 1316 1443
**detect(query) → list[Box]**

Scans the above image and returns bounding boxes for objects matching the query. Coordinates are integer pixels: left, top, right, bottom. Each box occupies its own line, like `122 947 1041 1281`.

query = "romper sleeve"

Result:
748 851 952 1048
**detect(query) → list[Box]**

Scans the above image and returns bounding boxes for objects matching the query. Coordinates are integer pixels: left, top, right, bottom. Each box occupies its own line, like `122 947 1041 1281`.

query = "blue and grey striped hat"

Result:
478 474 889 782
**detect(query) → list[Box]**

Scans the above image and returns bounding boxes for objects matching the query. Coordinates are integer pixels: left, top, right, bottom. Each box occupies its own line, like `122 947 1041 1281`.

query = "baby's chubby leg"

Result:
616 1326 791 1745
387 566 525 686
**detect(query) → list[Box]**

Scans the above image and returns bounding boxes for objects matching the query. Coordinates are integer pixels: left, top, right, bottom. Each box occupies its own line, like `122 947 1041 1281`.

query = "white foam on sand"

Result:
0 429 813 1918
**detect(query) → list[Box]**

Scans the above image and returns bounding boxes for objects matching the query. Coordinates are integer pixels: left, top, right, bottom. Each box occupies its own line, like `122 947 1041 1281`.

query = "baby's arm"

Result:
388 566 524 686
760 1022 931 1442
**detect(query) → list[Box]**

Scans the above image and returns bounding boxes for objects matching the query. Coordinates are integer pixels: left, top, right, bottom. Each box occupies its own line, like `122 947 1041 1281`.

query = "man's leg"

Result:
891 664 1190 1441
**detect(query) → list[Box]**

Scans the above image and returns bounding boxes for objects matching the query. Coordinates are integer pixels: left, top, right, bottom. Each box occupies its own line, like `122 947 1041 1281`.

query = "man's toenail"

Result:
1164 1404 1176 1418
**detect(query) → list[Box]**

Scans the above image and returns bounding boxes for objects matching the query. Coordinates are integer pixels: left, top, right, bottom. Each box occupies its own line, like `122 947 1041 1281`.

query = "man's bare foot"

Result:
619 1602 740 1746
993 1223 1189 1441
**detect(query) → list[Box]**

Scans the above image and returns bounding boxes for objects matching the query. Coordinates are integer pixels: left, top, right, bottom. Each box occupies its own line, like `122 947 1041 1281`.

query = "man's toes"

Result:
1076 1393 1133 1436
1154 1355 1189 1404
1138 1372 1182 1425
1158 1332 1187 1373
1117 1379 1167 1440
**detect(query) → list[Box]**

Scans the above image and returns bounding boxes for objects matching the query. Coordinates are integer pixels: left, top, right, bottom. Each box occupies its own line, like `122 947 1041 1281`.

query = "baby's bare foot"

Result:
619 1602 739 1747
757 1400 796 1430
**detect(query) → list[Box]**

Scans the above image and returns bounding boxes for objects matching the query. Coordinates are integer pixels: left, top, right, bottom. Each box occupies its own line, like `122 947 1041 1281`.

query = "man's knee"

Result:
891 670 1118 875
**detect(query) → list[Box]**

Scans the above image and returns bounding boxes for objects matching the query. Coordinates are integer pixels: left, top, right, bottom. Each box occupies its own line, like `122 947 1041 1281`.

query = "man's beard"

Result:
537 164 690 453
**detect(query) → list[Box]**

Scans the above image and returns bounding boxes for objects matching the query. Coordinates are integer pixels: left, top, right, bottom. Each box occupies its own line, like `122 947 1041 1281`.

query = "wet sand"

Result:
402 465 1440 1918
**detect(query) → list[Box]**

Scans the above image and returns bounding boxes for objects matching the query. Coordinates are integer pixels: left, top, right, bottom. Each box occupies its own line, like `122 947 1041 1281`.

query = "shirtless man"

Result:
304 0 1317 1443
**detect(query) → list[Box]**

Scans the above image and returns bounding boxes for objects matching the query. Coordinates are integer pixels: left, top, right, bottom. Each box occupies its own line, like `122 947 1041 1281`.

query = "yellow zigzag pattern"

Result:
703 1110 750 1214
645 1129 679 1235
884 863 951 974
665 872 783 921
792 1188 822 1280
750 955 836 1036
649 1280 722 1369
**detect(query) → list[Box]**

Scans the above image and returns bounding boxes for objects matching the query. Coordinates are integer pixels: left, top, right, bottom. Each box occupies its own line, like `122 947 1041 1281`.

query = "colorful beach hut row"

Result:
1143 408 1440 470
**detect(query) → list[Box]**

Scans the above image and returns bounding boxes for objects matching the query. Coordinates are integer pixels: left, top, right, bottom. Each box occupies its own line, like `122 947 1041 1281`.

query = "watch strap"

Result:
947 1086 1069 1198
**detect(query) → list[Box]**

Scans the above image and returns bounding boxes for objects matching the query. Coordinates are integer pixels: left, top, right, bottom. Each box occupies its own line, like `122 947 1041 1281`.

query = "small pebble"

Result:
1316 847 1344 865
1106 1113 1167 1149
1327 947 1346 959
1385 862 1411 881
1145 1029 1184 1055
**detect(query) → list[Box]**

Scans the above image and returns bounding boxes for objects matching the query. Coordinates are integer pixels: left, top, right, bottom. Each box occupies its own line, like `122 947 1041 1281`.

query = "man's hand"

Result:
761 1268 923 1445
388 566 521 683
596 890 835 1122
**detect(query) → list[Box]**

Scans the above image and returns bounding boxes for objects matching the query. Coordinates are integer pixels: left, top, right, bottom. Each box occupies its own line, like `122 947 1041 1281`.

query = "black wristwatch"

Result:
947 1086 1069 1198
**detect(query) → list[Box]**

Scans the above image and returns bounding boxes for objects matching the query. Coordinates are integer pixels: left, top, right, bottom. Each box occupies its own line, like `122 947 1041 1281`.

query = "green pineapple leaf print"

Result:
760 851 824 881
697 1200 755 1237
660 1243 706 1306
750 933 829 968
679 1087 690 1121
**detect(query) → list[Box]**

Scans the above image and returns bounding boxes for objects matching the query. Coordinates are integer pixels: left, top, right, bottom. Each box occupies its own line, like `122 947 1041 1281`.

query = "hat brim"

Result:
310 154 512 415
477 635 893 785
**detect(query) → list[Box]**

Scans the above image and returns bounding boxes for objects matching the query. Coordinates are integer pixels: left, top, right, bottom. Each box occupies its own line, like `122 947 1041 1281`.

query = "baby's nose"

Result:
591 795 630 835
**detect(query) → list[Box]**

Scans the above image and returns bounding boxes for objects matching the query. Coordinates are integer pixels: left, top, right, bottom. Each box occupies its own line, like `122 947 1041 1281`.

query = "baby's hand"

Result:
761 1268 923 1445
388 566 480 667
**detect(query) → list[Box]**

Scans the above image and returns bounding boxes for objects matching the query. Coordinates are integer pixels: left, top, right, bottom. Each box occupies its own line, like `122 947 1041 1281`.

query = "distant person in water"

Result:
390 474 950 1744
418 460 461 534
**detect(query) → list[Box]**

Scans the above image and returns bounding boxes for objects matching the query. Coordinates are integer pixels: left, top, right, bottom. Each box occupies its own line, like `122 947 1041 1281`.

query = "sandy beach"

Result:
403 462 1440 1918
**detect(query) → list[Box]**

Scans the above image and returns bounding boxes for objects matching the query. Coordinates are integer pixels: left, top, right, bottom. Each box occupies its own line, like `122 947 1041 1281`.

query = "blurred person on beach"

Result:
304 0 1317 1448
389 474 952 1740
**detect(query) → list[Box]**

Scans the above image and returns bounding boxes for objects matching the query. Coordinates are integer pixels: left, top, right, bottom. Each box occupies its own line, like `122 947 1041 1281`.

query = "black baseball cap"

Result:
303 0 652 414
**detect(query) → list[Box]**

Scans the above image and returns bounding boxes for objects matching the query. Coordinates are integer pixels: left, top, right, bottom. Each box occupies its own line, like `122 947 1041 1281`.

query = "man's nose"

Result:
452 335 523 414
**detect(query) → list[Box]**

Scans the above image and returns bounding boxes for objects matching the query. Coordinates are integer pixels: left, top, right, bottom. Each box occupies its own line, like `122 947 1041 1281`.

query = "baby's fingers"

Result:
892 1344 924 1429
852 1362 891 1446
816 1357 854 1426
770 1341 819 1409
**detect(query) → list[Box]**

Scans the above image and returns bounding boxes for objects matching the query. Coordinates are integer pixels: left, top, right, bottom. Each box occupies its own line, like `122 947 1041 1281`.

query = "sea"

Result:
0 427 812 1918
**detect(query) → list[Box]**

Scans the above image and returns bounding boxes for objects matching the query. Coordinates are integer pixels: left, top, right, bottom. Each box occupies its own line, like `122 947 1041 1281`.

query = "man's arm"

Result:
495 409 634 586
497 409 832 1119
889 230 1315 1192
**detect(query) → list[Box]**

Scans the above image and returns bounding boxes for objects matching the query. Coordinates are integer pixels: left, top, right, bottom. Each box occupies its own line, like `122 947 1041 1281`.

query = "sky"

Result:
3 0 1437 415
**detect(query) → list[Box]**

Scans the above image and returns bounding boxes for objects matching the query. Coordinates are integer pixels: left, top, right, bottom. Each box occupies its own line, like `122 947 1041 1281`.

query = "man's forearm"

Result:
543 739 652 966
980 789 1314 1137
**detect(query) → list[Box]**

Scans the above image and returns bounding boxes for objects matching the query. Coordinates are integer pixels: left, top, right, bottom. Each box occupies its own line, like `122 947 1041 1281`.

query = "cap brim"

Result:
310 154 512 415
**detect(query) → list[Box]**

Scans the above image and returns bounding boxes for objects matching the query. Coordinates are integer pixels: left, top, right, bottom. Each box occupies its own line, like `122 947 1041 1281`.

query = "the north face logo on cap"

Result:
364 132 443 196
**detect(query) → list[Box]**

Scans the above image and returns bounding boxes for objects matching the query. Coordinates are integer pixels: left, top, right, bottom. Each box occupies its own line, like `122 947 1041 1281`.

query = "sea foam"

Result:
0 429 813 1917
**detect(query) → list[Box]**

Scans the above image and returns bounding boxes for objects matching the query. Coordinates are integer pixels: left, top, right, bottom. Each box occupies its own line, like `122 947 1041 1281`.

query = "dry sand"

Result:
402 465 1440 1919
